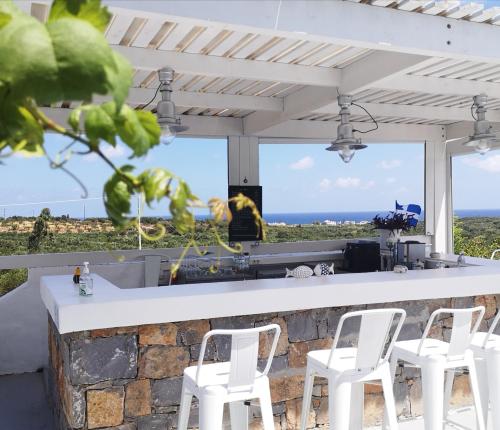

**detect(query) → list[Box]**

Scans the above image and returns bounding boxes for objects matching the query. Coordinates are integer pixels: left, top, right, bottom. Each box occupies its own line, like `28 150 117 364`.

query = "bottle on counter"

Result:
79 261 94 296
72 266 81 285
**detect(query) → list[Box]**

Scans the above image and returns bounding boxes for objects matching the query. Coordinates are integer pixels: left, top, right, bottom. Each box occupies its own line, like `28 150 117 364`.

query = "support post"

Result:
228 136 259 186
425 133 450 253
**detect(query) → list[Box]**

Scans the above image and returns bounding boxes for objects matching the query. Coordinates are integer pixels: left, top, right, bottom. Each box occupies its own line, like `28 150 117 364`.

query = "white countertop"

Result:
41 256 500 334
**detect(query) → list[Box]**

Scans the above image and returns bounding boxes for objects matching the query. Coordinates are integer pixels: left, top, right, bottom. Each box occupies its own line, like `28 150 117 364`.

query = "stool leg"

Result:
300 365 314 430
486 347 500 430
199 393 224 430
469 359 486 430
443 370 454 421
259 387 275 430
177 380 193 430
382 355 399 430
381 365 398 430
230 401 248 430
475 355 489 428
349 382 364 430
421 355 445 430
329 377 352 430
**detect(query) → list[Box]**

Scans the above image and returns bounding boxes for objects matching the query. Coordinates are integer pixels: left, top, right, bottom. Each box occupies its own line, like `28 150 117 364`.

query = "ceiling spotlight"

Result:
156 67 188 145
326 94 371 163
446 93 500 155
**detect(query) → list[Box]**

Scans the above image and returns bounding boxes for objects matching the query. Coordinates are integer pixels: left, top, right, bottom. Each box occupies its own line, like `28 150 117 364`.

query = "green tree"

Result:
27 208 52 253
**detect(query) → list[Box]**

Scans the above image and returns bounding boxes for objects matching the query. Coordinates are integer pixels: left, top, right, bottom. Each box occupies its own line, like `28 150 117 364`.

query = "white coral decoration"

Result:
285 265 314 278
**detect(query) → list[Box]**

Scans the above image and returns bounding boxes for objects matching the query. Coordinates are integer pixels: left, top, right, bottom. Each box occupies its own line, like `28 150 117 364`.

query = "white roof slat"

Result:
132 69 153 88
430 60 474 78
443 62 495 79
274 41 325 64
370 0 395 6
445 2 483 19
252 38 297 62
323 47 371 68
294 44 346 66
398 1 432 12
411 59 465 76
230 35 272 59
469 7 500 23
158 22 196 51
184 27 221 54
106 14 136 45
457 64 500 80
131 19 166 48
422 1 460 16
208 31 246 56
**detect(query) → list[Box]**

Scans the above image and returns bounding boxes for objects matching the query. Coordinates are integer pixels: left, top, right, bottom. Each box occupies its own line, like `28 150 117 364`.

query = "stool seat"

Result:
471 331 500 349
392 339 451 365
184 362 264 389
308 347 384 374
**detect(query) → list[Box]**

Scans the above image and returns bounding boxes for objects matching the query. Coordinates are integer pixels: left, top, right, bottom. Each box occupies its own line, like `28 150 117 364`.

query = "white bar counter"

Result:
41 256 500 334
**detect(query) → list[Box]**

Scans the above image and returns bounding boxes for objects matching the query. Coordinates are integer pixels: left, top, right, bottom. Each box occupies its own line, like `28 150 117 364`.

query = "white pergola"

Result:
18 0 500 253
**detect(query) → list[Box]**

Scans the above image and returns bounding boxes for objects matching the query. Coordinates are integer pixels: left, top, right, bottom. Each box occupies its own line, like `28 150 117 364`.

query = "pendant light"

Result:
156 67 188 145
326 95 375 163
446 94 500 154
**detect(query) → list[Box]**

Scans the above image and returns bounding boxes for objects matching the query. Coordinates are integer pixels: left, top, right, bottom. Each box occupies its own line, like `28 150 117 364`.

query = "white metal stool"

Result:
177 324 281 430
469 310 500 429
385 306 486 430
300 308 406 430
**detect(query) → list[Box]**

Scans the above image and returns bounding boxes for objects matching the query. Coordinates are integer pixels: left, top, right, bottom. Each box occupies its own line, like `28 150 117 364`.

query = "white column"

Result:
228 136 259 186
425 134 450 253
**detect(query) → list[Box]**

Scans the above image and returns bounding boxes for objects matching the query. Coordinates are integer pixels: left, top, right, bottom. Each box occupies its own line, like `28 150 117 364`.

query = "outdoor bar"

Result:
4 1 500 430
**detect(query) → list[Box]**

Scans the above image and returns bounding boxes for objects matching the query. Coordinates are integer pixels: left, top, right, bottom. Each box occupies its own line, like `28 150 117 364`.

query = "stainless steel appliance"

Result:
396 241 426 266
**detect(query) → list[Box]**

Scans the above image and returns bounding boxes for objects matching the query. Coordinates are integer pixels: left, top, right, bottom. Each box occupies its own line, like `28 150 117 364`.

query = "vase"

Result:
379 229 401 250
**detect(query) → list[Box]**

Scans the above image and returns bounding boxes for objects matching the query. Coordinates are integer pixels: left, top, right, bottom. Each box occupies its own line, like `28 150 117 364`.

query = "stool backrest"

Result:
481 310 500 348
418 306 485 359
328 308 406 372
196 324 281 391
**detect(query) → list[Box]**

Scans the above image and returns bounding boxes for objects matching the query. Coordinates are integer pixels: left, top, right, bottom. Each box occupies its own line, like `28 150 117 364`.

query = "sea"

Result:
260 209 500 225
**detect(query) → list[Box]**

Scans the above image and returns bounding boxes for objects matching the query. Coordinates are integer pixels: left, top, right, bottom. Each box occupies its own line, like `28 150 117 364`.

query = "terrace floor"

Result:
0 371 55 430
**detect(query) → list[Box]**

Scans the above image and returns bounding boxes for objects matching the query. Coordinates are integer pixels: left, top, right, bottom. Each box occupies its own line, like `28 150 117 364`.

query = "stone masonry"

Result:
48 294 499 430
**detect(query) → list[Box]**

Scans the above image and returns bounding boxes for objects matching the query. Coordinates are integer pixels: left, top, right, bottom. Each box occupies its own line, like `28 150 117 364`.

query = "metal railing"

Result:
492 249 500 260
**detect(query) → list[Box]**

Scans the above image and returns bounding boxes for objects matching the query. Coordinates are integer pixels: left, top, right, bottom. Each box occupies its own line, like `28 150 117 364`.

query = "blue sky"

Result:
1 135 499 218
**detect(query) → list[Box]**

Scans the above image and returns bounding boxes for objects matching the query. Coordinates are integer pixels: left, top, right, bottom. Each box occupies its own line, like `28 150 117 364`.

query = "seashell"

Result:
286 265 313 279
314 262 334 276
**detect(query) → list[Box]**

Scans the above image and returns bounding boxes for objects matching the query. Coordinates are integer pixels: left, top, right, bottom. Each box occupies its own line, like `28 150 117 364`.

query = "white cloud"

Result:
386 177 396 184
334 177 361 188
378 159 402 170
289 156 314 170
84 144 126 162
462 154 500 173
319 178 332 192
361 180 376 190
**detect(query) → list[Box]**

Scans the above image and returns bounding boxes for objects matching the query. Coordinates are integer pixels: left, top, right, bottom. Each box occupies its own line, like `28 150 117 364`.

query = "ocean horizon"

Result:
259 209 500 225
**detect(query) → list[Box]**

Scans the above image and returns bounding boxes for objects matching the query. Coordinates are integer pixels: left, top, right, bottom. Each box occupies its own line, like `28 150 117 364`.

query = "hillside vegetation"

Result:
0 217 497 296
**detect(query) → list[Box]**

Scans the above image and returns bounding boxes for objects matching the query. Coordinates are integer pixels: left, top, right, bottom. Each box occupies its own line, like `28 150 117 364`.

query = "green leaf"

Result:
48 0 111 33
138 168 174 204
105 51 132 109
68 108 81 132
0 12 11 29
0 103 43 155
84 105 116 146
115 106 161 157
0 5 62 104
0 5 132 106
169 181 198 234
103 165 136 227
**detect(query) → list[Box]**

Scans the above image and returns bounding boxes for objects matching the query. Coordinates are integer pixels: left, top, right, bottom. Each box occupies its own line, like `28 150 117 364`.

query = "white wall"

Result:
0 262 145 375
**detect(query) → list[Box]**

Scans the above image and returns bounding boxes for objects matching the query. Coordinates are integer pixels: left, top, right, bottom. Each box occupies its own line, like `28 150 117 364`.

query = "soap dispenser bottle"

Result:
79 262 94 296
